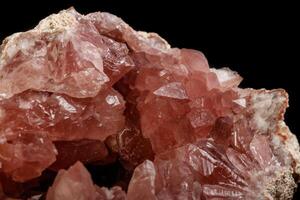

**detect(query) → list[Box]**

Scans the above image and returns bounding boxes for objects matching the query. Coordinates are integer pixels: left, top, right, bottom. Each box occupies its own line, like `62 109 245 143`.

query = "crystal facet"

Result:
46 162 126 200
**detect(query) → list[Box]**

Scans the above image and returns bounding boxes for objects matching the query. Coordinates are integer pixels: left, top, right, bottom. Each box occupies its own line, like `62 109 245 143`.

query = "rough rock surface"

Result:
0 8 299 200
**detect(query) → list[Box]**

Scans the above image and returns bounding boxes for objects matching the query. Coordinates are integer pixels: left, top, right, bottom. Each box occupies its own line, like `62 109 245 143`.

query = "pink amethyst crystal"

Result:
0 8 299 200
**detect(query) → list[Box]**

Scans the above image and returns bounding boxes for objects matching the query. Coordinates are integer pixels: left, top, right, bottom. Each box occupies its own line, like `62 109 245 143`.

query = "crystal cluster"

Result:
0 8 299 200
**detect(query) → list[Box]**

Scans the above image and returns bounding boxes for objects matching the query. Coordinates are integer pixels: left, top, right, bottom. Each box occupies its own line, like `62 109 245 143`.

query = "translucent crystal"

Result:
46 162 126 200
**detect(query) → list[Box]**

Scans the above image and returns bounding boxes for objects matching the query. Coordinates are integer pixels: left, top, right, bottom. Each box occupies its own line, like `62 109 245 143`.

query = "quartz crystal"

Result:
0 8 299 200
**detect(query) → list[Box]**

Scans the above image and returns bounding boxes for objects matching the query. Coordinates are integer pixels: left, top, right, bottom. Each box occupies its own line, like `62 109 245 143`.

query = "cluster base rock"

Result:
0 8 299 200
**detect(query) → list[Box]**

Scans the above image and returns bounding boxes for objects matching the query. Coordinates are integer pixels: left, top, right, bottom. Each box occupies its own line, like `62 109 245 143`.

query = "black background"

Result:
0 0 299 198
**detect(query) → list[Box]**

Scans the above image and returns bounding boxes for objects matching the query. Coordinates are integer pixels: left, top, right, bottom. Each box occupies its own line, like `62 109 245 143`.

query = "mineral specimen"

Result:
0 7 299 200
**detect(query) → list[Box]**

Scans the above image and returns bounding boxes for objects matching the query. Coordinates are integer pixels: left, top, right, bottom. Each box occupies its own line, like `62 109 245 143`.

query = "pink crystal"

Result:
133 50 242 153
0 132 56 182
127 138 275 199
0 89 125 141
0 8 299 200
0 88 125 181
46 162 126 200
0 9 133 100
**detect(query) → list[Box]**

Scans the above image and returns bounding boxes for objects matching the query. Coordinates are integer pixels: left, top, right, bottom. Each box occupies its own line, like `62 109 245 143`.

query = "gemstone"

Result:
0 8 299 200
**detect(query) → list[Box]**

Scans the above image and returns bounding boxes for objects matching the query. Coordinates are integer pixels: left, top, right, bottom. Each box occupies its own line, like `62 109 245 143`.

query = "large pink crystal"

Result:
0 8 299 200
0 132 56 182
46 162 126 200
0 9 133 100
